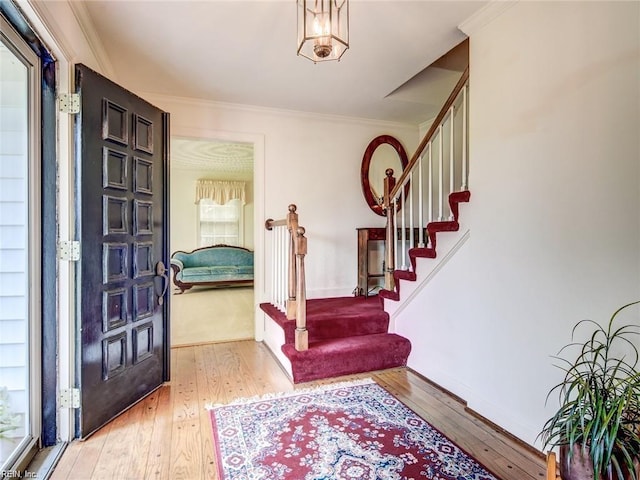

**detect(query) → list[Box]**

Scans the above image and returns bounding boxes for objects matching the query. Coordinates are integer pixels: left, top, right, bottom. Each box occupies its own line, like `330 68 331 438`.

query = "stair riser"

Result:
281 315 389 343
283 334 411 383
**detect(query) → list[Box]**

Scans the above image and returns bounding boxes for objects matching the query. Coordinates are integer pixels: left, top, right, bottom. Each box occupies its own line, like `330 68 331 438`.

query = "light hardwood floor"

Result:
50 341 546 479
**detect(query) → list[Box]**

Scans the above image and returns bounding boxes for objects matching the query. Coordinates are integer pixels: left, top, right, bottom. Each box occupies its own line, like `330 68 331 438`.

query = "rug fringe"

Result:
204 377 375 410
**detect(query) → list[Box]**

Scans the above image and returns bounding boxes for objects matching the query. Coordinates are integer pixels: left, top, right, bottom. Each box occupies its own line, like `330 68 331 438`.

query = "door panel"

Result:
75 64 169 437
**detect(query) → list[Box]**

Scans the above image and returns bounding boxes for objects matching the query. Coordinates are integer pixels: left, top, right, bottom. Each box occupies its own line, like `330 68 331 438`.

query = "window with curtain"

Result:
198 198 242 247
195 180 246 247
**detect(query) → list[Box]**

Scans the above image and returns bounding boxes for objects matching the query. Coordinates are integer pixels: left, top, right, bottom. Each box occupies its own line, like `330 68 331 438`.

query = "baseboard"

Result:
464 406 545 461
407 367 468 407
407 367 544 461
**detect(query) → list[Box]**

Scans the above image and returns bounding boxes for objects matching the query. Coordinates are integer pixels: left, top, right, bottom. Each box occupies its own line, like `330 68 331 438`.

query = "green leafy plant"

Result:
0 387 20 439
540 301 640 480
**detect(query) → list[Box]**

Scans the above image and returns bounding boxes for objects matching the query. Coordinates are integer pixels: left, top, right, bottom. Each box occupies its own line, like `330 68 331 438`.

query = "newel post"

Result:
383 169 396 292
294 226 308 351
285 204 298 320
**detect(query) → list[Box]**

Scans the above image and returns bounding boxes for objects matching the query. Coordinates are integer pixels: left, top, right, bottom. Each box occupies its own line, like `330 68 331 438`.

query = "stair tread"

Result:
261 296 389 343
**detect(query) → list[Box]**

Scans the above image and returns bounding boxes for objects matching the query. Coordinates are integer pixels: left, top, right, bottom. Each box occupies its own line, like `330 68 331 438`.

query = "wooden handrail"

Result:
388 67 469 202
265 218 287 230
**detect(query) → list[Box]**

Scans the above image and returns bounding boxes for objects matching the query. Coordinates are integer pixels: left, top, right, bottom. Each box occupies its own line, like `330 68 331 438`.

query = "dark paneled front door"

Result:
75 64 170 438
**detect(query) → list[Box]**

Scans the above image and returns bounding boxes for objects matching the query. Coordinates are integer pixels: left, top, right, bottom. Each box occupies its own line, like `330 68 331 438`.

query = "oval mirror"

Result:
361 135 409 216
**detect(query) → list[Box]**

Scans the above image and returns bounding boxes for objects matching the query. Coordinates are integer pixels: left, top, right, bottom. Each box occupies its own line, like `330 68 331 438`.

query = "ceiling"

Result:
171 137 254 178
74 1 485 173
77 0 484 125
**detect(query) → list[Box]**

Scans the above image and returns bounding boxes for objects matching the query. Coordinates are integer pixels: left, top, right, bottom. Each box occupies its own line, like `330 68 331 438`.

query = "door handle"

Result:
156 261 170 305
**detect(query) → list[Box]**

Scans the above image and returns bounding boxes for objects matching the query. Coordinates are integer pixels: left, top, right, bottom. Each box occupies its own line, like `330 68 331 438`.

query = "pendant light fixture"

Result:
297 0 349 63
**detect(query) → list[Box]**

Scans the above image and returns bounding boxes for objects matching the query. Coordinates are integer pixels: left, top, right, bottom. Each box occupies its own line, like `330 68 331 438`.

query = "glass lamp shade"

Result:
297 0 349 63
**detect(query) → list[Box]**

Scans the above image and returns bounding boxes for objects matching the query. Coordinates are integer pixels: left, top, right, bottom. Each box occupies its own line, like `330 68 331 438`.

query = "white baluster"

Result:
401 184 407 270
271 227 280 308
427 143 433 248
281 227 287 311
449 105 455 220
281 227 286 310
462 84 468 191
438 125 444 221
393 197 399 270
278 227 284 311
273 226 279 309
418 156 424 248
408 171 414 270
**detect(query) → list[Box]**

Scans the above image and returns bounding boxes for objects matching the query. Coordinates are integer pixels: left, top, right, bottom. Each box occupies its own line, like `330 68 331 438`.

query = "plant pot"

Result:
560 445 640 480
560 445 594 480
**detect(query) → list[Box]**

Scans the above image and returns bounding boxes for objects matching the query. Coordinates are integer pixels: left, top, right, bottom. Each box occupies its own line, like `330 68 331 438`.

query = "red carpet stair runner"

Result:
380 191 471 301
260 296 411 383
260 191 470 384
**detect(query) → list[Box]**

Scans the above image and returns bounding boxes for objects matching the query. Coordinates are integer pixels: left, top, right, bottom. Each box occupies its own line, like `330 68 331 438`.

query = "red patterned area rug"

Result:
208 378 499 479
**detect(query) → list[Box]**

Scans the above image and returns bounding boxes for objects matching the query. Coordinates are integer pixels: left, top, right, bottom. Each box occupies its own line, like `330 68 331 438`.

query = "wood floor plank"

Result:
194 345 220 480
172 347 199 423
50 341 546 480
144 385 172 480
90 407 136 480
195 343 226 407
169 419 203 480
236 340 293 395
48 440 83 479
125 390 161 479
169 346 202 479
212 341 257 401
62 420 113 479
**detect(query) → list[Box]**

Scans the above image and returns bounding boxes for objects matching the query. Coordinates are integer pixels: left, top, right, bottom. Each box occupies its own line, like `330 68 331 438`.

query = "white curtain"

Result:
195 180 246 205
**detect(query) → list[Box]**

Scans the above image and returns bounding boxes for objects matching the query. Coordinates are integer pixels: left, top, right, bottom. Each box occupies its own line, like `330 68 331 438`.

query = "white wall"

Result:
395 1 640 448
145 95 418 300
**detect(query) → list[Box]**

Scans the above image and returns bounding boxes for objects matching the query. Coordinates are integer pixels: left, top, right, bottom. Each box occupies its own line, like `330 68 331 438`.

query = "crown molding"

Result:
141 91 420 132
458 0 518 36
67 0 116 80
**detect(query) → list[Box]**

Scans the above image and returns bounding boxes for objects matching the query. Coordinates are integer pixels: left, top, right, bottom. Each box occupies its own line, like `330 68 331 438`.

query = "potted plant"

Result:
540 301 640 480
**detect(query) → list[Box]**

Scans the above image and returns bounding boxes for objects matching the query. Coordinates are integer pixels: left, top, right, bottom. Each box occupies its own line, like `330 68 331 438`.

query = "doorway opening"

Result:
169 137 255 346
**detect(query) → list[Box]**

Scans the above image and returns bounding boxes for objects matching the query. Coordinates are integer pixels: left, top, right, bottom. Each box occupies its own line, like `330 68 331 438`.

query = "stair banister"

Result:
388 67 469 202
382 67 470 293
265 204 308 351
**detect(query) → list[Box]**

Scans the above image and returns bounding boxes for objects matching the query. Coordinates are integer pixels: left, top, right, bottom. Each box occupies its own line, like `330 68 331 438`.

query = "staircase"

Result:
262 68 469 384
379 190 470 301
260 297 411 383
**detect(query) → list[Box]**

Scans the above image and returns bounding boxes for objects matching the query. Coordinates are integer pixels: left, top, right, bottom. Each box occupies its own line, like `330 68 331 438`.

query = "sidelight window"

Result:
0 15 42 471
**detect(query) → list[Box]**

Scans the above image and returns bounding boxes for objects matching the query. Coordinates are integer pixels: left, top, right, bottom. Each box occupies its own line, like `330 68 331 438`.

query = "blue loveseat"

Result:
170 244 254 293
